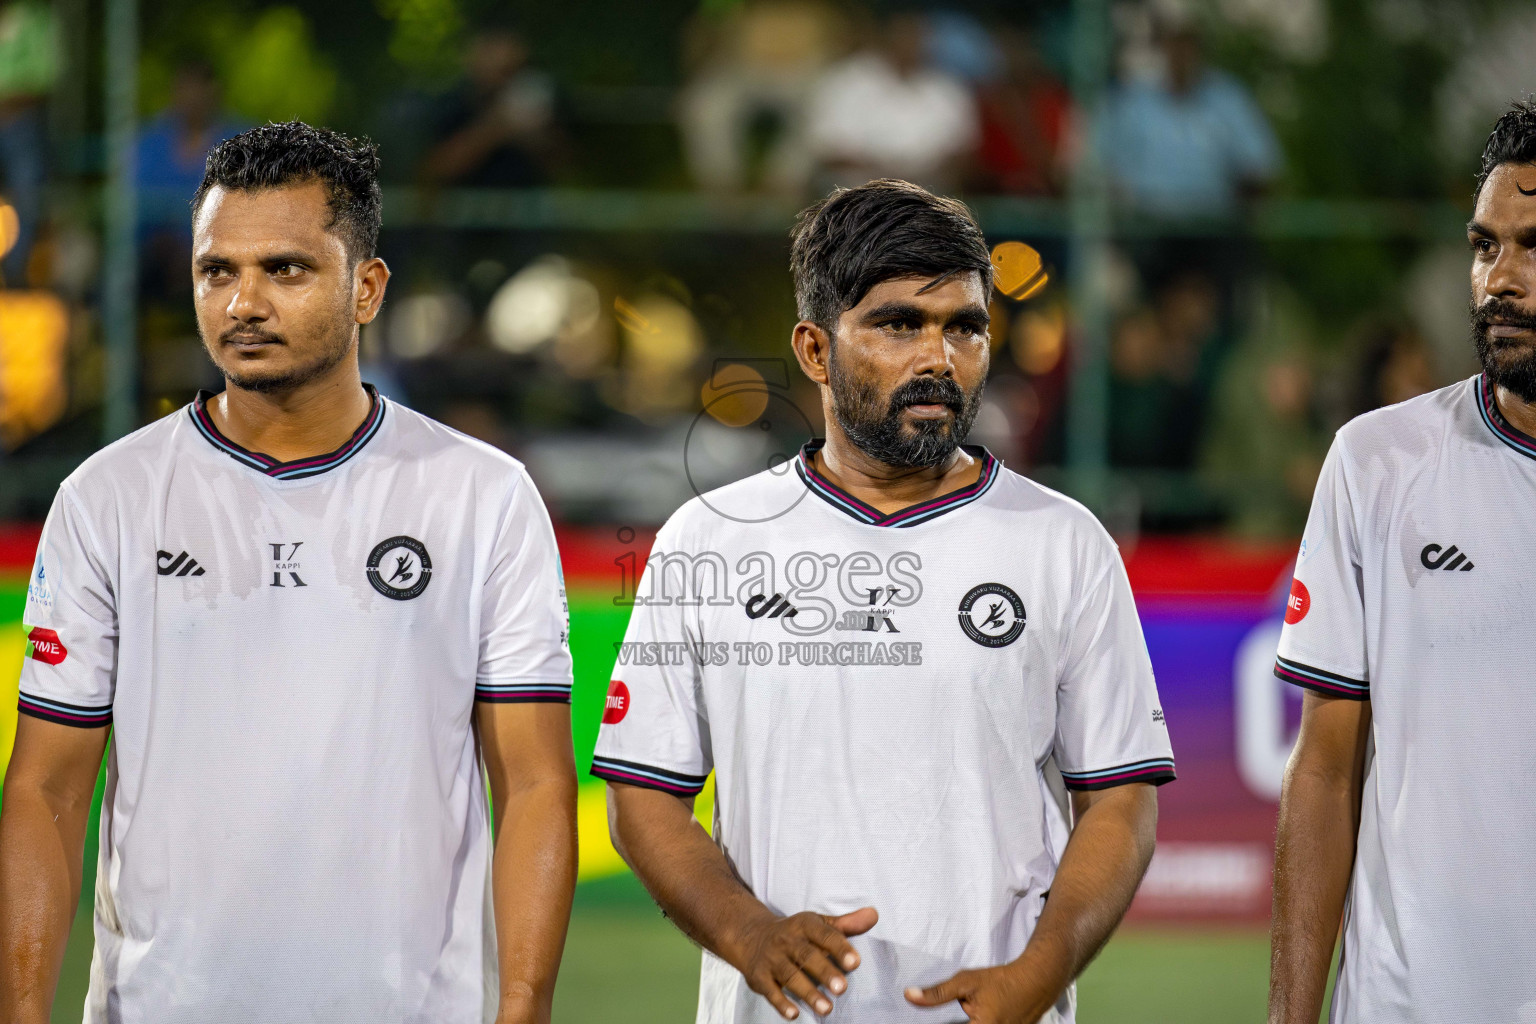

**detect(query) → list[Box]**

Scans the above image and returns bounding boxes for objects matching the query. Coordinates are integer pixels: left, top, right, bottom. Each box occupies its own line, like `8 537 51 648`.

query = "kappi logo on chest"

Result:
270 542 307 588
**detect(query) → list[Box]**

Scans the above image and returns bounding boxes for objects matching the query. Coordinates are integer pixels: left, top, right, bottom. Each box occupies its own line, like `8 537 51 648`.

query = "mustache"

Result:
887 376 965 414
1470 298 1536 334
219 324 285 345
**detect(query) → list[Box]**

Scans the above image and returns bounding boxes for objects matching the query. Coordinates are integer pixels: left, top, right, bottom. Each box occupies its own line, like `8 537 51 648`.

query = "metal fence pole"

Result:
101 0 139 443
1065 0 1113 506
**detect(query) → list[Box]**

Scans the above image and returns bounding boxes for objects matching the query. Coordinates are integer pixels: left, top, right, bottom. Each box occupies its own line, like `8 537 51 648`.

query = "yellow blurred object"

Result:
576 773 715 882
701 363 769 427
1012 301 1067 376
0 290 69 450
991 241 1050 301
0 624 22 781
0 203 18 260
987 297 1010 353
618 294 703 420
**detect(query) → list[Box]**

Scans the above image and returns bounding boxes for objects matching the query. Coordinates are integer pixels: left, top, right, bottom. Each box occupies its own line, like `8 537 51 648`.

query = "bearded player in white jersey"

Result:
0 123 577 1023
594 180 1174 1024
1269 103 1536 1023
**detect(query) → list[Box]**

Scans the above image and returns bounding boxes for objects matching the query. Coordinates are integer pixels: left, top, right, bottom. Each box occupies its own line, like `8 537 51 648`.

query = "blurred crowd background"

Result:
0 0 1526 535
7 2 1535 1017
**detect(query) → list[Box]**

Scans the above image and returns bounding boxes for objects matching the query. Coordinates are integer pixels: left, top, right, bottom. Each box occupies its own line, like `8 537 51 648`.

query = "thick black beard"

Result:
827 347 985 469
1471 298 1536 403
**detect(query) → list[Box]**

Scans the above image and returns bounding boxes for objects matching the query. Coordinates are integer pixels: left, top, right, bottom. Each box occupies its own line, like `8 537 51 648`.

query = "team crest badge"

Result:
367 536 432 600
957 583 1026 648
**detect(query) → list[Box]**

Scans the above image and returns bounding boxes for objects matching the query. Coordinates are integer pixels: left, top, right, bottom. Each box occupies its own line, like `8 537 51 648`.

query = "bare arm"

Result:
1268 691 1371 1024
0 716 110 1024
607 781 876 1021
475 702 578 1024
906 782 1158 1022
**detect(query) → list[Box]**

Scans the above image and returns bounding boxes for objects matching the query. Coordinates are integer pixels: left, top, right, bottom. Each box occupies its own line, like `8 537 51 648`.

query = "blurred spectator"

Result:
804 12 978 194
137 62 243 202
0 0 59 285
136 62 243 305
677 0 843 194
1352 319 1440 418
1095 17 1279 219
973 28 1071 195
1201 289 1328 537
924 10 1003 85
420 27 562 187
1108 272 1225 469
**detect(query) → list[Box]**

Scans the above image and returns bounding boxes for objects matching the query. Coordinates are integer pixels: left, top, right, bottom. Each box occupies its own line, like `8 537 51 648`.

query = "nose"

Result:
1483 245 1530 303
226 268 273 324
912 323 957 378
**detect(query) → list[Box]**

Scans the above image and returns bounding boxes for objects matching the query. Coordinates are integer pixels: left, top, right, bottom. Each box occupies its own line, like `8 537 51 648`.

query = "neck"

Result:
1496 383 1536 438
814 421 979 515
207 361 372 463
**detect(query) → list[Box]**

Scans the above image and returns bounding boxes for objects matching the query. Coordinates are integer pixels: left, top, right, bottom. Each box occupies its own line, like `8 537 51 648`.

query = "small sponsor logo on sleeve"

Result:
25 627 68 665
27 560 53 614
1284 579 1310 624
602 680 631 724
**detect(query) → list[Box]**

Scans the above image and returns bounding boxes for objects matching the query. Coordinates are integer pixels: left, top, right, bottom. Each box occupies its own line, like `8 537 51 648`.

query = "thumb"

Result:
904 971 971 1007
830 906 879 936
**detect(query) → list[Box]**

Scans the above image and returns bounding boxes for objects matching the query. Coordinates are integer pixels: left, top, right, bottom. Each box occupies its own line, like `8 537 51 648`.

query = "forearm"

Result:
0 782 91 1023
489 775 577 1024
1268 767 1358 1024
1008 786 1158 1016
608 786 776 970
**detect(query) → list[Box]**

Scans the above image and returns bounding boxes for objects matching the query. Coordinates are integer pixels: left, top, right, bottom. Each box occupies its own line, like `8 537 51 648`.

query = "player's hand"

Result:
734 906 878 1019
904 962 1061 1024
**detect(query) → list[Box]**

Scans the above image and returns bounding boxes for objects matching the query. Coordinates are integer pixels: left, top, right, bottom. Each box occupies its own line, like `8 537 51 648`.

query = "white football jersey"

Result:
16 387 572 1024
592 442 1174 1024
1276 375 1536 1023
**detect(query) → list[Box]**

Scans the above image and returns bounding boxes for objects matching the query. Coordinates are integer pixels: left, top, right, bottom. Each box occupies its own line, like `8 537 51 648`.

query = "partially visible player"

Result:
594 179 1174 1024
1269 102 1536 1023
0 123 577 1024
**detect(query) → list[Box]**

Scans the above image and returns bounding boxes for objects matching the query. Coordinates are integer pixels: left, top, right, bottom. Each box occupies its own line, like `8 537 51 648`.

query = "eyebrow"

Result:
259 251 317 266
195 250 318 268
1468 220 1536 248
861 301 991 326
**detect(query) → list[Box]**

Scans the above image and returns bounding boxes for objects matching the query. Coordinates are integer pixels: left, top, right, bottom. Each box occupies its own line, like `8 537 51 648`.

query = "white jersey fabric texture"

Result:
1276 374 1536 1023
592 441 1174 1024
17 387 573 1024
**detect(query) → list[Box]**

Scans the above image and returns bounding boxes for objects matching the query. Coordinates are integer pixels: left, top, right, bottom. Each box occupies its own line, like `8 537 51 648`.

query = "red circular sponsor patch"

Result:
1284 579 1311 624
602 680 631 724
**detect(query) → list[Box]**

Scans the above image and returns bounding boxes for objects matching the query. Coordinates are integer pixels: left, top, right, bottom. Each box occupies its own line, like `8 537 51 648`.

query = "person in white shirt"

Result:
0 122 577 1024
804 14 979 194
595 179 1174 1024
1269 101 1536 1023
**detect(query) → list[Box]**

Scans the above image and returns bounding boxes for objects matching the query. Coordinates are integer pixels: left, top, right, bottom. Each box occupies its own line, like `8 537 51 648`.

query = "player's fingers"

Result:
751 971 803 1021
782 968 834 1017
829 906 878 937
808 916 862 973
904 970 973 1007
794 945 848 996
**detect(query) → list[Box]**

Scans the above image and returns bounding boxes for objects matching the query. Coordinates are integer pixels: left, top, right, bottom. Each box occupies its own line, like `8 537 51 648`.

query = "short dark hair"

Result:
789 179 993 333
1476 101 1536 201
192 121 382 261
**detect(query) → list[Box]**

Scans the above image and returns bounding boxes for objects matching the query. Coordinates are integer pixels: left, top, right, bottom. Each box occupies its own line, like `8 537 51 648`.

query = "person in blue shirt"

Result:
1095 19 1280 219
136 61 244 302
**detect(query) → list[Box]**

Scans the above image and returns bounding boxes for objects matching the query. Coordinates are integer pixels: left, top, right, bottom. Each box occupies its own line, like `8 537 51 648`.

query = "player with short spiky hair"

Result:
0 122 577 1024
1268 102 1536 1023
595 179 1174 1024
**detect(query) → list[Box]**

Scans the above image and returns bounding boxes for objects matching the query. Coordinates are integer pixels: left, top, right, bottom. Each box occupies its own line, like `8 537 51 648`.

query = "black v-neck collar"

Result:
793 439 1000 528
189 384 385 480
